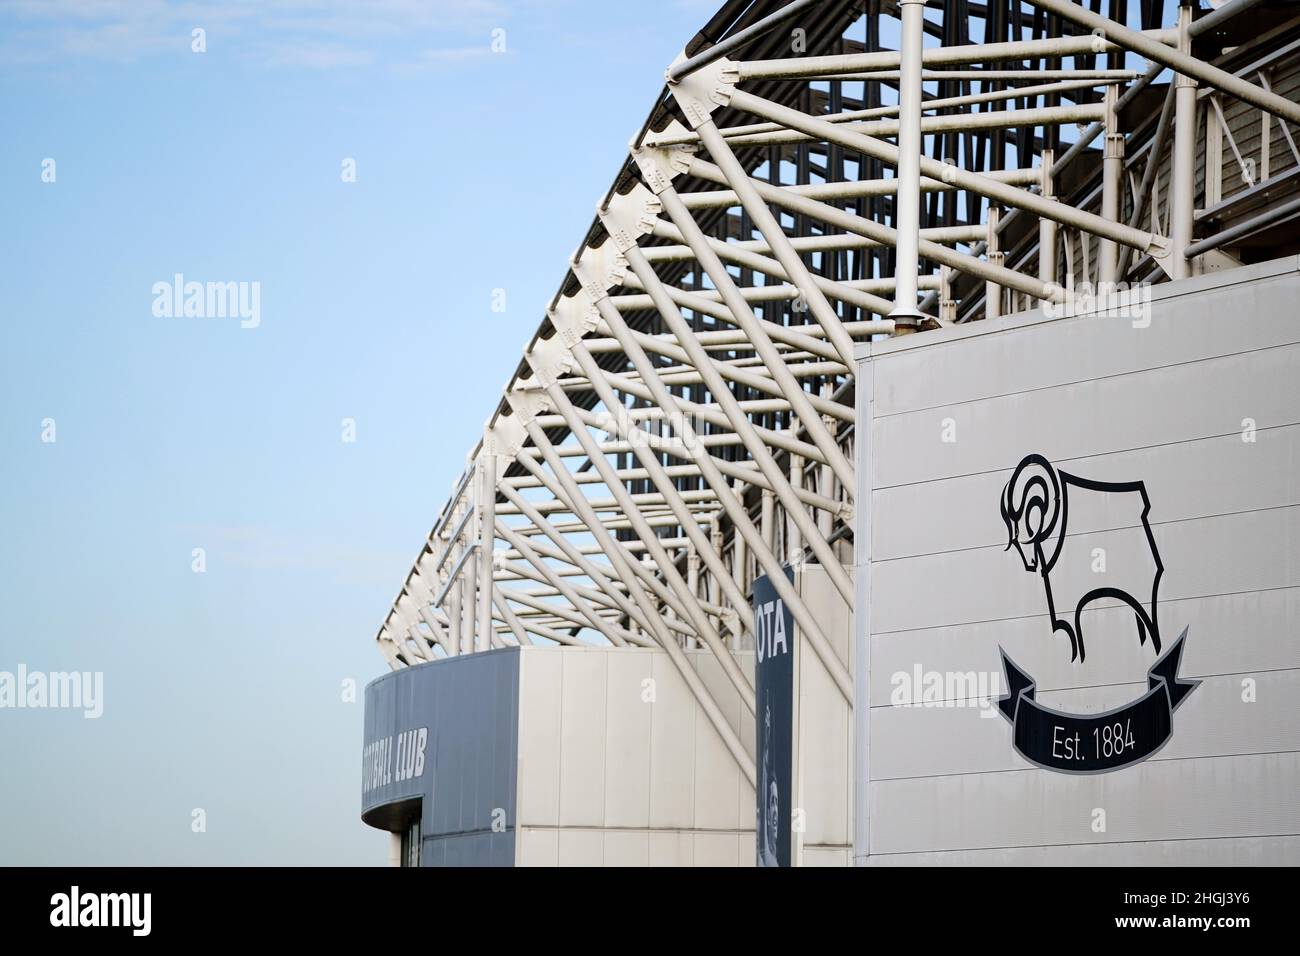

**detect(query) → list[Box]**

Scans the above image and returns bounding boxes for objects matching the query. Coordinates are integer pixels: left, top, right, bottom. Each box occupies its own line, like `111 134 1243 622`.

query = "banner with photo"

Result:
754 566 794 867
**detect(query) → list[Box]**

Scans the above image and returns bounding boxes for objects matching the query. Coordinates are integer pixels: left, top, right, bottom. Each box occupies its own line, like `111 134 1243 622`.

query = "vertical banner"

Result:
754 566 794 867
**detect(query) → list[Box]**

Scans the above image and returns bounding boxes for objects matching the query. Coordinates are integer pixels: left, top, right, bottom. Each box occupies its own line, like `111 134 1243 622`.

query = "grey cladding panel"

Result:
362 648 520 866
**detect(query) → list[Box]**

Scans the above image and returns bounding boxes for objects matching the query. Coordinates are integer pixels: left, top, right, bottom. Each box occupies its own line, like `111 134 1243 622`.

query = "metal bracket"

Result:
483 420 526 482
375 632 402 668
384 617 423 658
719 605 742 638
664 52 738 129
571 239 628 302
570 247 622 308
504 383 552 426
633 120 697 190
414 551 439 589
394 594 422 630
405 571 436 606
1195 248 1243 274
548 286 601 350
378 623 404 655
598 182 662 252
525 337 574 390
1147 233 1175 279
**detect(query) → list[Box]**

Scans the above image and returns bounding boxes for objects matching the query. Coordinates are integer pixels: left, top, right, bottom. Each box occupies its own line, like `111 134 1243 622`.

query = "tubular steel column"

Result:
1039 148 1058 296
1100 84 1123 287
986 206 1003 320
648 186 856 492
475 449 496 652
460 533 476 656
725 89 1158 257
514 416 757 785
589 289 854 702
684 158 1063 303
492 584 532 646
498 481 667 642
619 245 854 605
1170 3 1197 278
527 370 758 712
1025 0 1300 124
512 425 685 648
569 343 755 634
446 538 462 654
512 450 701 628
891 0 926 324
493 519 630 646
693 122 859 368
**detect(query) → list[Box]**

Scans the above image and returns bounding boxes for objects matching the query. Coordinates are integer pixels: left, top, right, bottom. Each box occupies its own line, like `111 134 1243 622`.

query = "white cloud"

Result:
257 39 375 69
178 523 404 579
0 0 511 69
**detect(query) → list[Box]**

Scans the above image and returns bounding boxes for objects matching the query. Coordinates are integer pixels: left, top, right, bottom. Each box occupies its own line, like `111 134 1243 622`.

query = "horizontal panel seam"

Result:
872 498 1300 565
870 421 1300 493
869 663 1300 708
872 337 1300 422
871 582 1300 637
869 748 1300 785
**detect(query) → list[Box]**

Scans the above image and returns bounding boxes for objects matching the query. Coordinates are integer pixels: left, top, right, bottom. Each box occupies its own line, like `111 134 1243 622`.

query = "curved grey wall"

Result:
362 647 520 866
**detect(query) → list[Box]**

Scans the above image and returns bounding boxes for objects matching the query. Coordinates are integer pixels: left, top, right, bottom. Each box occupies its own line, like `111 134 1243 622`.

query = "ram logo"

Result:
1000 453 1163 664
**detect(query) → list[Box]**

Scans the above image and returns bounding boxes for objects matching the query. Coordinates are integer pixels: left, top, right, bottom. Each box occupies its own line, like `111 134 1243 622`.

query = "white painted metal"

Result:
367 0 1300 868
891 0 925 323
1171 3 1198 279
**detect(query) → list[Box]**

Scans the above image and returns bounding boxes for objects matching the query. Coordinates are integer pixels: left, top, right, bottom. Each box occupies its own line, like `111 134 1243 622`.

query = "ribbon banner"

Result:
996 628 1199 773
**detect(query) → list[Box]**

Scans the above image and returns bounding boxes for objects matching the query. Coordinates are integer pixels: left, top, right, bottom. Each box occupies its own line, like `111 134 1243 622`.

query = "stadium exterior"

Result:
361 0 1300 866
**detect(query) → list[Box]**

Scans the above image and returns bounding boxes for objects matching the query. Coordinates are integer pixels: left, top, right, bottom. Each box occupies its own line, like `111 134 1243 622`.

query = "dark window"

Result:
400 818 421 868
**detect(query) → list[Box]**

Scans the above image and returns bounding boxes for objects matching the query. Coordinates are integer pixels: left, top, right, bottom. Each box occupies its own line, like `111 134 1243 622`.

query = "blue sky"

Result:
0 0 717 865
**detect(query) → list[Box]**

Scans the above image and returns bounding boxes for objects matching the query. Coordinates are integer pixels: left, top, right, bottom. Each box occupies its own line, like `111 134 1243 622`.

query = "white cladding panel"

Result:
515 646 755 866
856 257 1300 864
794 566 854 861
511 568 854 867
